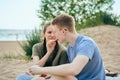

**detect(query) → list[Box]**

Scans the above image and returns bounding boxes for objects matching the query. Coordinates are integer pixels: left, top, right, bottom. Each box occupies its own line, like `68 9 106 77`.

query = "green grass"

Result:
0 53 32 61
75 12 120 30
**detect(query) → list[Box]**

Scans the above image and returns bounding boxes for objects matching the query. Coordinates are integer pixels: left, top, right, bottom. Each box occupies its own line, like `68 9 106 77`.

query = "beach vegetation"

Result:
37 0 120 30
19 28 41 58
0 53 31 61
76 11 120 30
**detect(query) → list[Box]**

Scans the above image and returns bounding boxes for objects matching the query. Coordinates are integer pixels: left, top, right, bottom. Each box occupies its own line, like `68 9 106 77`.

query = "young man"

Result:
29 13 106 80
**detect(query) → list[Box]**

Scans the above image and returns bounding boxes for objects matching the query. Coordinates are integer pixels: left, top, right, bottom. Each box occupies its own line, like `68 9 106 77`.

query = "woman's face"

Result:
44 25 56 42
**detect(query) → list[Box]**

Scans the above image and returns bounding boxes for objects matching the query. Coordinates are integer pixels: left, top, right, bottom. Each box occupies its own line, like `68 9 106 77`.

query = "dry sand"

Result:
0 41 25 56
0 25 120 80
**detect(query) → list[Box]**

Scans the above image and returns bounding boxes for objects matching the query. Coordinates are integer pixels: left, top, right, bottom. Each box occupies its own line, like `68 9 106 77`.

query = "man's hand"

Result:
25 71 32 75
29 65 43 75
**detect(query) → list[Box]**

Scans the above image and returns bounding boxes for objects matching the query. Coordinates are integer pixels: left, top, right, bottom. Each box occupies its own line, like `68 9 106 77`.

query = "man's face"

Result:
52 25 65 44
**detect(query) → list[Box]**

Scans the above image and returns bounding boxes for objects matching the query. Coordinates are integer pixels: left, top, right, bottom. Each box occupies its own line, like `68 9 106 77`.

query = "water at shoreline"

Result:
0 29 31 41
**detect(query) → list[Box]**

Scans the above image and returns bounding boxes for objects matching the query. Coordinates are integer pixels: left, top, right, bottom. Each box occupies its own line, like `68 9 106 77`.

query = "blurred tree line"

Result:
38 0 120 30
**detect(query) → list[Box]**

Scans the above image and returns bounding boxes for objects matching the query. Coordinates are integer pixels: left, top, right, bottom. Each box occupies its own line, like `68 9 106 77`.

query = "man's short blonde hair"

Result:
52 13 75 32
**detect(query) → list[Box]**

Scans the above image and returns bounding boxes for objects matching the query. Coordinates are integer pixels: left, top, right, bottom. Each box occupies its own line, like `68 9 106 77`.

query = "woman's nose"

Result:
51 33 55 37
51 33 56 39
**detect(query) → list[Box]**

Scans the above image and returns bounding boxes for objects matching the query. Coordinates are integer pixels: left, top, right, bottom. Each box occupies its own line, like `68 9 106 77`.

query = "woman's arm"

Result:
33 40 56 67
32 56 39 65
34 52 51 67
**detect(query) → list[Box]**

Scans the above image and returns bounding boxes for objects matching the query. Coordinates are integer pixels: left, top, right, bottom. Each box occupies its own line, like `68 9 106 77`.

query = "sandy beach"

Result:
0 41 25 56
0 25 120 80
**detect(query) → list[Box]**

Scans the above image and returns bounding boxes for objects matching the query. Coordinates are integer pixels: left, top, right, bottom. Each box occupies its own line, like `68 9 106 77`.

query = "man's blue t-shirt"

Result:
67 35 106 80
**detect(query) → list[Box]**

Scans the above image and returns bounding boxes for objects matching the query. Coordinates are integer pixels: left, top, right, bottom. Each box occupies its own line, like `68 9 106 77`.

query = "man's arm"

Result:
30 55 89 76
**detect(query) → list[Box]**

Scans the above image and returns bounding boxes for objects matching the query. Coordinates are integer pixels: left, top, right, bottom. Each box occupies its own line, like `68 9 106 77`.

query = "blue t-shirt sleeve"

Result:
76 41 94 60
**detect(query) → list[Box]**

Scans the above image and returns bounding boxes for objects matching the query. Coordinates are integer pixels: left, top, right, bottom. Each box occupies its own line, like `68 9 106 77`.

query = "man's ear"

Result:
64 28 67 31
63 28 68 34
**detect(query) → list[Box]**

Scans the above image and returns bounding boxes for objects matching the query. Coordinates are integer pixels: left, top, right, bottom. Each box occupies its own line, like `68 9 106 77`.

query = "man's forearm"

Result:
40 63 76 76
40 55 89 76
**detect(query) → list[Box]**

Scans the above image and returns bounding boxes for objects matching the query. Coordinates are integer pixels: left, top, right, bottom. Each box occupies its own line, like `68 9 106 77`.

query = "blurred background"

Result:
0 0 120 80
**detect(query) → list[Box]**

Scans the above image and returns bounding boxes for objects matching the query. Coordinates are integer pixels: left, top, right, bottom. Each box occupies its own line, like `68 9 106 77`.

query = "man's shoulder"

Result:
78 35 94 44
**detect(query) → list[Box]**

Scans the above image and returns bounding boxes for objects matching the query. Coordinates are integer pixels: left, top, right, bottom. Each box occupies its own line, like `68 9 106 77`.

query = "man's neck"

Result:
66 31 78 47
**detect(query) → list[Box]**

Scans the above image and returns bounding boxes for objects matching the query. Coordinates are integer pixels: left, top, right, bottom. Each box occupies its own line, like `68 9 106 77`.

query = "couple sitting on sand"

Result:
16 14 118 80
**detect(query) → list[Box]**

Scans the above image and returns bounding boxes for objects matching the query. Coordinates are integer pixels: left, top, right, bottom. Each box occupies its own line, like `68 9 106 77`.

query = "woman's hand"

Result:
46 40 56 54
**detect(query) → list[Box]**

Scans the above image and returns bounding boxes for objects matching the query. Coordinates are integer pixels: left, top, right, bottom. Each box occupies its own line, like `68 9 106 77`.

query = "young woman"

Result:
16 22 69 80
